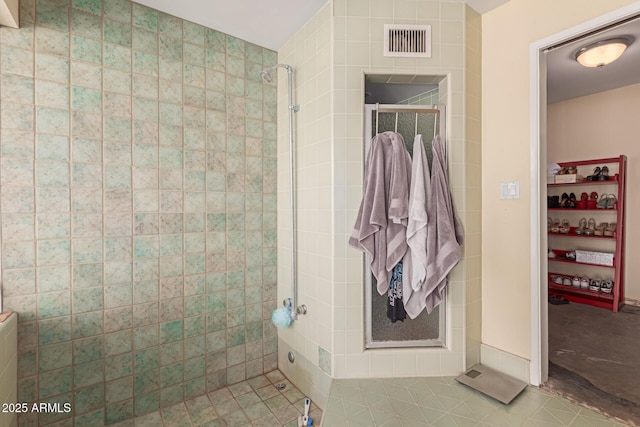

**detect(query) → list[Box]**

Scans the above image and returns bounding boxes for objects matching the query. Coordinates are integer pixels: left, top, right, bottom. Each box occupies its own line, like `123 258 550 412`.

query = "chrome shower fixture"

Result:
261 63 302 322
259 63 300 112
259 63 292 84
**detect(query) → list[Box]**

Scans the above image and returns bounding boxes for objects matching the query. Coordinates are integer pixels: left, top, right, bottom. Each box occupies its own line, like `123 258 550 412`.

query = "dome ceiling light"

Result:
575 37 631 68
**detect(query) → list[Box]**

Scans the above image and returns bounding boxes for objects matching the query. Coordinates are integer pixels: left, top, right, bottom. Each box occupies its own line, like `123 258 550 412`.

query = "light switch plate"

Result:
500 181 520 200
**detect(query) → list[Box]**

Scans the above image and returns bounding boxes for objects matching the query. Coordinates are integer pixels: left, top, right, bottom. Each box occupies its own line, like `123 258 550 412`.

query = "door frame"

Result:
529 1 640 386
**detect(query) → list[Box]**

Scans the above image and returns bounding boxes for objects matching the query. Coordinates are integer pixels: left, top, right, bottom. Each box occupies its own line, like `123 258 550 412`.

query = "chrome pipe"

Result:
285 65 299 321
261 64 300 321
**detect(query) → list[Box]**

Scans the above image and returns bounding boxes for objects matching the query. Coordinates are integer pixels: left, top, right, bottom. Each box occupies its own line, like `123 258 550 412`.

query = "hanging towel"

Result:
402 134 432 319
423 135 464 313
387 261 406 322
349 131 412 294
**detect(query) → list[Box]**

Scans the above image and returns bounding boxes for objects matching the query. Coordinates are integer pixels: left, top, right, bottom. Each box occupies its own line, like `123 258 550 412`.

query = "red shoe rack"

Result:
547 156 626 312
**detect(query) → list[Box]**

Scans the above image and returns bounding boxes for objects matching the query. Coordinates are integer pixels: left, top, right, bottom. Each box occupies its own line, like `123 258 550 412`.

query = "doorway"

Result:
531 4 640 425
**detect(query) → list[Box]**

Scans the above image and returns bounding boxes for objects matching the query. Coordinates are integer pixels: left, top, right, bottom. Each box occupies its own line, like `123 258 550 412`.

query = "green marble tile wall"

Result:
0 0 279 425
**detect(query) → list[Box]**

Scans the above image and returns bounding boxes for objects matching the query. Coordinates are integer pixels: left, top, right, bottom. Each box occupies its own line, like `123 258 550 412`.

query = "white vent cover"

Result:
384 24 431 58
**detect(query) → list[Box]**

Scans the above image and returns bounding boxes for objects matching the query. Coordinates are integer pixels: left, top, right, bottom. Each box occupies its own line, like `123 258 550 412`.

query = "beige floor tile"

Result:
251 413 280 427
134 411 163 427
211 397 240 416
244 401 271 420
236 390 261 408
274 404 302 424
207 387 233 403
264 393 290 411
247 375 271 390
228 381 253 397
127 370 322 427
256 384 281 400
221 409 249 427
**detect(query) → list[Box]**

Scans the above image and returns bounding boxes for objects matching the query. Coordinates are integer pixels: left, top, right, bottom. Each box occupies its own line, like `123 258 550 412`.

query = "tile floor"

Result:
321 376 629 426
111 370 629 427
112 370 322 427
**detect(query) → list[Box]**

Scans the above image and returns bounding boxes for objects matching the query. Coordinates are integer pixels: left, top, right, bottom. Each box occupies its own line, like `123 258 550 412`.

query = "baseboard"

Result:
624 298 640 308
480 344 530 384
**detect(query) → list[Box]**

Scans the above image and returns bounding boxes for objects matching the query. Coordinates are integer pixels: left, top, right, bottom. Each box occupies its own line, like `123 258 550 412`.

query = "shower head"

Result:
260 63 293 83
260 68 274 83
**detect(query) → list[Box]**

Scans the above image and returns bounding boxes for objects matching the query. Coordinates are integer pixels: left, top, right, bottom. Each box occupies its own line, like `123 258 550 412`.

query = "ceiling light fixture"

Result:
575 37 631 68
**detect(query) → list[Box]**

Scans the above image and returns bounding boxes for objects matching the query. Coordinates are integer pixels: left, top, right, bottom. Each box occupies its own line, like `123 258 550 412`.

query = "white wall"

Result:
548 83 640 302
482 0 638 361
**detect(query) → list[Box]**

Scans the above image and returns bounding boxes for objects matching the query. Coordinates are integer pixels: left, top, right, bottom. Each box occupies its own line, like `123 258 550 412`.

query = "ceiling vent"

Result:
384 24 431 58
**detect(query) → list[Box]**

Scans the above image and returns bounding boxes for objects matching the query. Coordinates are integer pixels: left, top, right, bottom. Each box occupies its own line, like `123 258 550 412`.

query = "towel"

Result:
402 134 432 319
349 131 412 294
423 135 464 313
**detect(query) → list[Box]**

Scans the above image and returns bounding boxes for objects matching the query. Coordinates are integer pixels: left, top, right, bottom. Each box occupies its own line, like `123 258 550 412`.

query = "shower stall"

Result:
363 103 447 349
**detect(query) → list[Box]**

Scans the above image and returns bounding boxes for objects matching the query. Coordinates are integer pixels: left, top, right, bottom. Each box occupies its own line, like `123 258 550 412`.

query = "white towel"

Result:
403 135 431 319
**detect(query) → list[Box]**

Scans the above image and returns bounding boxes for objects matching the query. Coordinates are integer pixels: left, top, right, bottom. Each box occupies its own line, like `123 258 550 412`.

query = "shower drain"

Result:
275 382 286 390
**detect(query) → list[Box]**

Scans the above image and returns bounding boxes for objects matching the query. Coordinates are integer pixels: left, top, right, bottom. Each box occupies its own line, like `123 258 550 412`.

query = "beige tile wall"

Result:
332 0 475 378
464 4 482 369
277 0 482 401
0 312 18 427
277 1 334 408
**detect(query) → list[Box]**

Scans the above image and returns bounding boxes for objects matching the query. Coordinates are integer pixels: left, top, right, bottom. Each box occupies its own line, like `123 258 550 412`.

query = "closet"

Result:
543 15 640 424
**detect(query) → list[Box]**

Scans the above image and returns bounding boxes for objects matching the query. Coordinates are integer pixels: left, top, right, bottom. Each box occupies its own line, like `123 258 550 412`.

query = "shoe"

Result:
568 193 577 208
589 279 601 292
572 277 581 288
597 194 608 209
549 295 569 305
575 217 586 235
590 191 598 201
568 165 578 175
565 251 576 261
601 280 613 294
559 192 569 208
551 218 561 233
594 222 607 236
580 277 589 289
606 194 617 209
584 218 596 236
588 166 601 182
548 249 556 258
599 166 610 181
552 275 563 285
604 222 616 237
576 192 588 209
563 277 572 286
560 219 570 234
